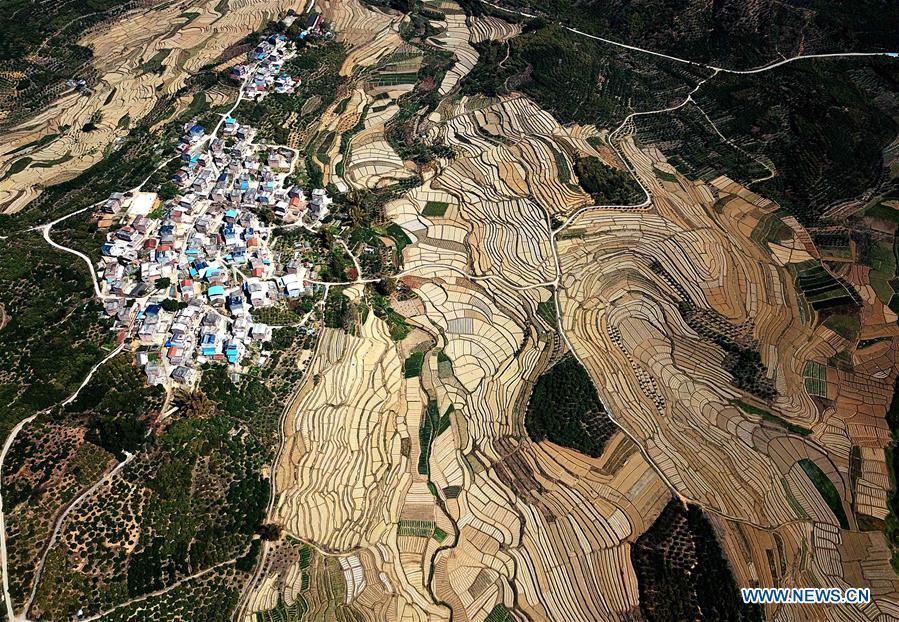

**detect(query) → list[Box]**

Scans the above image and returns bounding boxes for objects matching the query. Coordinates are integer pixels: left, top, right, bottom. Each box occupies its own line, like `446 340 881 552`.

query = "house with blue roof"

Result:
207 285 225 304
224 341 241 364
201 333 218 357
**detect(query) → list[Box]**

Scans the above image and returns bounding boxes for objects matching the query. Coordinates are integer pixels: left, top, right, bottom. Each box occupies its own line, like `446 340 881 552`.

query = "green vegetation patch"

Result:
730 399 811 436
8 132 59 156
794 261 858 312
823 314 860 341
864 198 899 225
139 48 172 75
2 419 118 604
201 365 280 440
386 223 412 256
436 349 453 378
749 212 792 248
484 603 515 622
635 105 771 185
31 409 272 619
0 233 114 443
60 353 165 458
422 200 449 217
91 565 242 622
693 59 898 225
798 458 849 529
827 349 854 373
536 300 557 327
575 156 642 205
496 0 898 67
323 286 353 331
651 165 678 182
404 351 425 378
0 156 32 181
803 361 828 398
866 239 898 306
460 23 708 128
858 336 891 350
373 71 421 86
398 519 436 538
525 355 616 458
550 146 571 183
418 400 452 475
632 499 763 622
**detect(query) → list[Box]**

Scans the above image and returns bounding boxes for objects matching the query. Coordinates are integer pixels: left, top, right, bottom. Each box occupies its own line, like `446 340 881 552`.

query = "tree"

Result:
373 277 396 296
159 298 186 312
158 181 179 200
343 189 371 228
258 523 283 541
174 388 216 419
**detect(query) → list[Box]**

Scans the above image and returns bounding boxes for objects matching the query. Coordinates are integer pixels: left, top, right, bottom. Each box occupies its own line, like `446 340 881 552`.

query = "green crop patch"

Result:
398 519 436 538
485 603 515 622
422 200 449 217
823 314 860 341
652 165 679 182
385 223 412 256
418 400 452 475
730 399 812 436
404 351 425 378
794 262 857 311
536 300 557 327
798 459 849 529
803 361 827 398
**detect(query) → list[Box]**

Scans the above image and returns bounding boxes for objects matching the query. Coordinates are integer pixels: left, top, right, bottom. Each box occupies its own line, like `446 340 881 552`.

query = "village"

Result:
51 7 340 394
97 98 333 389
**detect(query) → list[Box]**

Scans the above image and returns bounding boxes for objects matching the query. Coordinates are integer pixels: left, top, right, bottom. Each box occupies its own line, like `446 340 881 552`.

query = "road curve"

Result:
0 343 123 622
482 0 896 74
23 452 135 616
37 208 105 300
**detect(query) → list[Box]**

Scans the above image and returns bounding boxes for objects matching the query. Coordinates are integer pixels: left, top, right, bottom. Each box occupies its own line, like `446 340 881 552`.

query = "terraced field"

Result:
238 3 899 621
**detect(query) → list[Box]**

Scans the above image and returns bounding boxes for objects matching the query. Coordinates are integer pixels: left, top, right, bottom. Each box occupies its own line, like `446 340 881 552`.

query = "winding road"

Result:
23 452 135 616
5 6 895 619
482 1 897 75
0 343 124 622
35 208 106 300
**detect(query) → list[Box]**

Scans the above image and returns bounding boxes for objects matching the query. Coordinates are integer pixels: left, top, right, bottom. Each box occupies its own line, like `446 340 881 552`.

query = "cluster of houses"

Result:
283 3 327 38
97 118 333 389
230 34 299 101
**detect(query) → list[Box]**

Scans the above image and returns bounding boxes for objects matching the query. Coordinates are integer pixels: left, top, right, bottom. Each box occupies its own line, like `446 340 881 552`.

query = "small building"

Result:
171 365 196 385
